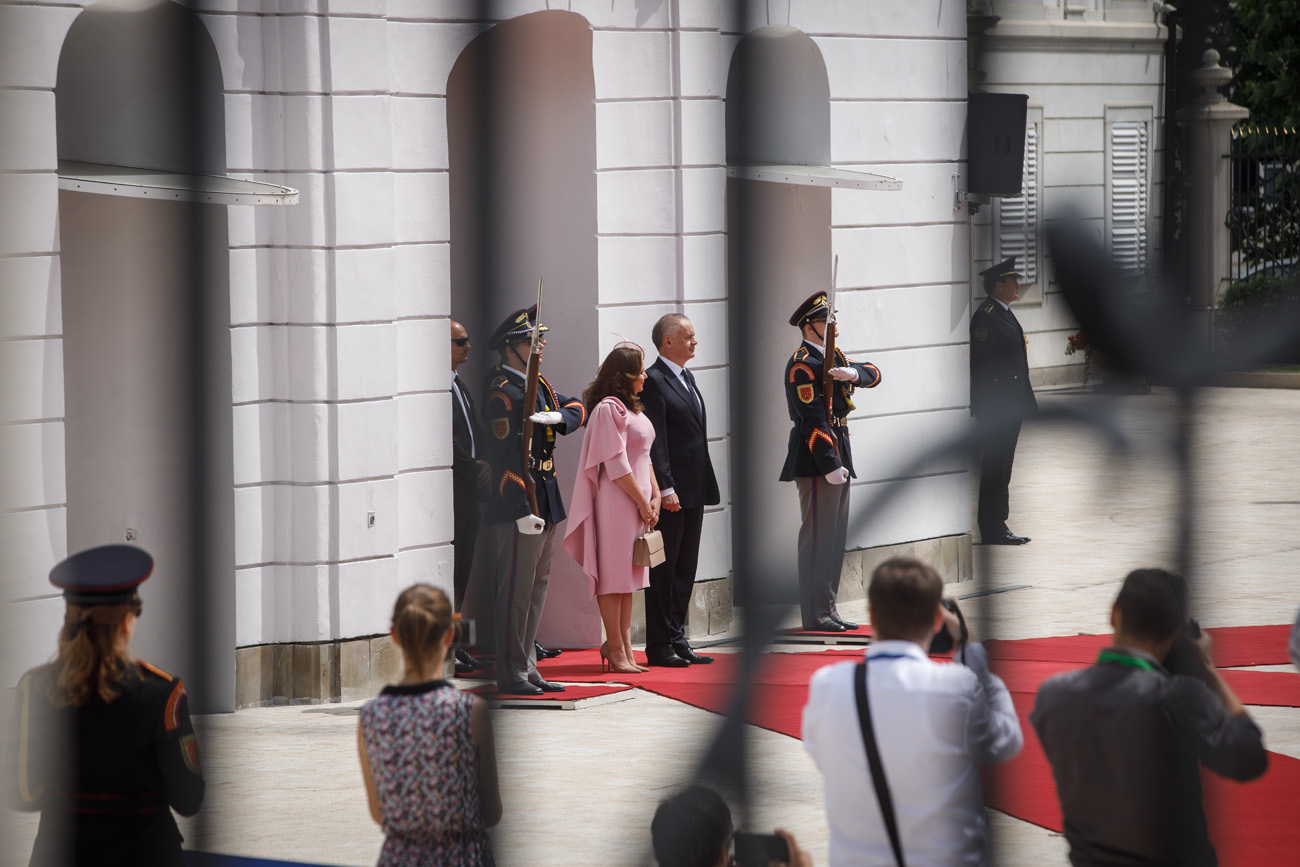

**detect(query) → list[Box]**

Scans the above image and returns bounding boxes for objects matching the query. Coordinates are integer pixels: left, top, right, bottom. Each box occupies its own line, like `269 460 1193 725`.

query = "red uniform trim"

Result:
164 680 185 732
789 362 816 383
487 390 512 410
808 428 835 452
137 660 174 682
564 399 586 427
861 362 882 387
499 470 526 495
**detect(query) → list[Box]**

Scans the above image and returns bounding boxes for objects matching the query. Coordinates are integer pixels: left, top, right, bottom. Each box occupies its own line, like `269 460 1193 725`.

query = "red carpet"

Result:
543 626 1298 865
468 683 630 701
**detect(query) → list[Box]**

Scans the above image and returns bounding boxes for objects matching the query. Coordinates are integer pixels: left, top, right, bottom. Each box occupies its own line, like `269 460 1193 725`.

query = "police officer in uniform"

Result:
779 291 882 632
481 306 587 695
970 257 1038 545
11 544 204 866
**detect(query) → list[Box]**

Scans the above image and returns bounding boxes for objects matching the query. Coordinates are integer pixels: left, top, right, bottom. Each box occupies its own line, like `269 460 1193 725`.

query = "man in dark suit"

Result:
969 257 1038 545
480 306 587 695
780 292 882 632
451 320 490 674
641 314 721 667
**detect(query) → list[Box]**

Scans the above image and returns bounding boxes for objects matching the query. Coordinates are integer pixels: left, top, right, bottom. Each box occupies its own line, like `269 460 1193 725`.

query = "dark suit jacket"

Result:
969 297 1038 420
642 358 719 508
451 373 482 496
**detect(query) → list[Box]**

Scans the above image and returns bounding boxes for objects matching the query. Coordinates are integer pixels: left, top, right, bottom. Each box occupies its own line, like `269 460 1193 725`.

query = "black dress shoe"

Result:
498 681 544 696
808 620 848 633
455 648 481 674
534 641 563 660
675 646 714 665
981 529 1029 546
646 649 690 667
831 616 859 630
532 679 566 693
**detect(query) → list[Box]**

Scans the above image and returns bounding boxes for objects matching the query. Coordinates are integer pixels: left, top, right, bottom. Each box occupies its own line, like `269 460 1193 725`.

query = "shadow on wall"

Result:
726 26 833 604
56 0 235 711
447 10 600 647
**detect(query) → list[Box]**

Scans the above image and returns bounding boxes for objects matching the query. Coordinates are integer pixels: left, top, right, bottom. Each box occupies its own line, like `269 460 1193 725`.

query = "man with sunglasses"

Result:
780 291 881 632
450 320 491 675
480 306 587 695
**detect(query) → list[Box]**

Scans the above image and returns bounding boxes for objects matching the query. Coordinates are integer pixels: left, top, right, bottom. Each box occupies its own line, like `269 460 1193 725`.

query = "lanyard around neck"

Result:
1097 648 1158 672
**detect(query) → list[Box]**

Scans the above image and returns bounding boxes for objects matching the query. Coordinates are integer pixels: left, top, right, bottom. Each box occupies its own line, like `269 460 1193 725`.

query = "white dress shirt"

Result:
802 640 1022 867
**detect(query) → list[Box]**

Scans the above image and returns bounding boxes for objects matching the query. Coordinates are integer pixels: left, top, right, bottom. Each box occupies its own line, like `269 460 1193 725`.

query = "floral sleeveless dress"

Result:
359 680 494 866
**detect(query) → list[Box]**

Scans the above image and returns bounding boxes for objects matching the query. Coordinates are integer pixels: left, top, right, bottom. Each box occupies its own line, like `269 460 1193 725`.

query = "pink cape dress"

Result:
563 395 656 598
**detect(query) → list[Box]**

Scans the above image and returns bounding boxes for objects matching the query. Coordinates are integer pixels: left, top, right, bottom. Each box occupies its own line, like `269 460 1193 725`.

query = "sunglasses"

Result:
452 338 471 347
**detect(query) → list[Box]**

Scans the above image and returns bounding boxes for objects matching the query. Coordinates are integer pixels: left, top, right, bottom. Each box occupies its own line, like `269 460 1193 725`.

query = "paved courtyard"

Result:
6 386 1300 866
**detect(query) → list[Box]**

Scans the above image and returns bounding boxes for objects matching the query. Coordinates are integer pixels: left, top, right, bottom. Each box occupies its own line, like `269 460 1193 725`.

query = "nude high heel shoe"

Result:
599 641 642 675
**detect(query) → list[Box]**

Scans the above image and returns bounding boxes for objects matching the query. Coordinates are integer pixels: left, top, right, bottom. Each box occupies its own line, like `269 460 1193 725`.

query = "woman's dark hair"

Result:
391 583 453 660
49 600 142 707
651 786 732 867
583 344 644 415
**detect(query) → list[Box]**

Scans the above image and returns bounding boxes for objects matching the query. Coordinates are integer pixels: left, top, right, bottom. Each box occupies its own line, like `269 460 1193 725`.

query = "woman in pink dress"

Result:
563 344 661 675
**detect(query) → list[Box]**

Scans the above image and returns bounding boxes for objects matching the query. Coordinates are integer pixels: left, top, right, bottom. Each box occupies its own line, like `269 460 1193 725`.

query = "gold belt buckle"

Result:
537 458 554 472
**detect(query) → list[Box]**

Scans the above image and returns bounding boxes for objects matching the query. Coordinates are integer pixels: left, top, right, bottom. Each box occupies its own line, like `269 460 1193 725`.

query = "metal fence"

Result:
1227 124 1300 285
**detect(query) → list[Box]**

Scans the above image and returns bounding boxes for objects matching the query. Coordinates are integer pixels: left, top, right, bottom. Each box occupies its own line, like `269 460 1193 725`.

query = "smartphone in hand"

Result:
735 832 790 867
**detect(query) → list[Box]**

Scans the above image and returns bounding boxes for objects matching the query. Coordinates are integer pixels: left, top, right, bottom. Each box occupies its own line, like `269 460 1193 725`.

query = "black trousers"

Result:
977 417 1021 536
452 480 482 610
645 504 705 654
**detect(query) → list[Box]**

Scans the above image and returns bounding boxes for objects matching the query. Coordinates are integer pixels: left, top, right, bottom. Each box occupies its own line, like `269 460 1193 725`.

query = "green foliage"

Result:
1228 0 1300 126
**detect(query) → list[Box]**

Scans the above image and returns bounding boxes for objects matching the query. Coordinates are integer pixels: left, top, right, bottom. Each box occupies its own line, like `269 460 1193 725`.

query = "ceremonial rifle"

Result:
519 278 544 517
822 255 841 457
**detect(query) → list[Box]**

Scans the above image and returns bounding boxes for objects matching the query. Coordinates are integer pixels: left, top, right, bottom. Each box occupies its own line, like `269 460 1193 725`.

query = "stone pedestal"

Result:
1177 50 1249 349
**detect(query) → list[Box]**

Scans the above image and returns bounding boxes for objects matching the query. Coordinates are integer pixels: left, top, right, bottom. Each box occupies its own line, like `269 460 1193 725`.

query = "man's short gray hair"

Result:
652 313 690 350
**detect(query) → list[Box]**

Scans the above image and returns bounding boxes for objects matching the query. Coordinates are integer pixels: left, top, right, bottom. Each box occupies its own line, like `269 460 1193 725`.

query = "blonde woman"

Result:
359 584 501 866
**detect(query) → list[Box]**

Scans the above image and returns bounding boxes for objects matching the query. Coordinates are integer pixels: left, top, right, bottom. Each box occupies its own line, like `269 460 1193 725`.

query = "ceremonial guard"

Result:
969 257 1037 545
779 291 882 632
12 544 204 867
481 306 587 695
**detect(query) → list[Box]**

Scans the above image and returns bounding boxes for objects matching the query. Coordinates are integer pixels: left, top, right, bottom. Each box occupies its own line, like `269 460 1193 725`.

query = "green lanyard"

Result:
1097 648 1158 672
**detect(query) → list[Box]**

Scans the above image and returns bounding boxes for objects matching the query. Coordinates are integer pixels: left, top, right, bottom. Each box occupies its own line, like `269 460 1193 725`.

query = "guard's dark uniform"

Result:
779 292 881 630
970 257 1038 542
480 307 586 691
10 544 204 867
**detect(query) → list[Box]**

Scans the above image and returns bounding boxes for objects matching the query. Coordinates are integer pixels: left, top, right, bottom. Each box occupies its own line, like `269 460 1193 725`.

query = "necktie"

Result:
682 368 702 412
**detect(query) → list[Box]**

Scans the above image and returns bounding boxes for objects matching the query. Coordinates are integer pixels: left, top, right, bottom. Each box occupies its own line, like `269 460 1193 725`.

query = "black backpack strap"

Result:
855 660 906 867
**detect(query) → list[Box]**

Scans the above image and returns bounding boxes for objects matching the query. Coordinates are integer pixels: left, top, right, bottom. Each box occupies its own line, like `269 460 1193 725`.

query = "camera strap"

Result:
854 660 906 867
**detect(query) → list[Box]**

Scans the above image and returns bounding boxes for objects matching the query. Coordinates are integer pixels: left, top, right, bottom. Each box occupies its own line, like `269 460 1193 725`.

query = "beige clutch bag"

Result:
633 525 665 568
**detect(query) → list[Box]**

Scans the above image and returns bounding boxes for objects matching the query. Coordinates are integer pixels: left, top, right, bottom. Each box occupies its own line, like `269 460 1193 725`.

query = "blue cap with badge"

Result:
49 544 154 607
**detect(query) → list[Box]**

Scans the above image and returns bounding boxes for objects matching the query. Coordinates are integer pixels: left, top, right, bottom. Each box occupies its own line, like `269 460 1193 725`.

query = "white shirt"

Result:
802 640 1022 867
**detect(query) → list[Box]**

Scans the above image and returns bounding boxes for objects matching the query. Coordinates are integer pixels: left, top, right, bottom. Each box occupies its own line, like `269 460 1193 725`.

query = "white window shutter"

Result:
998 123 1038 284
1109 121 1148 274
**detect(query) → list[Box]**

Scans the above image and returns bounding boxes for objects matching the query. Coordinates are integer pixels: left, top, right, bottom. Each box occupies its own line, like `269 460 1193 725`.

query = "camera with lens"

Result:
1162 617 1206 677
451 616 476 648
928 597 968 655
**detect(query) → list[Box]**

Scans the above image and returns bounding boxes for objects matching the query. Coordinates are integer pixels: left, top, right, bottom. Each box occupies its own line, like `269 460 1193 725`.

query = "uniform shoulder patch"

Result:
793 346 809 362
788 362 816 383
489 375 510 390
492 417 510 440
138 660 176 682
797 383 816 404
180 733 201 775
981 302 995 314
974 327 988 342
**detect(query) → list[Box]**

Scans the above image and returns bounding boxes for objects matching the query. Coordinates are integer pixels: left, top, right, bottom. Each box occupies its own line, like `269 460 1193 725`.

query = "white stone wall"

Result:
2 0 981 686
976 5 1168 379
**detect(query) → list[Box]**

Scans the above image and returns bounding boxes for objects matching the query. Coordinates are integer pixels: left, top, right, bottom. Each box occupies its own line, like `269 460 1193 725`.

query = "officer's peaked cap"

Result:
789 291 831 327
50 544 154 606
979 257 1020 285
490 305 548 351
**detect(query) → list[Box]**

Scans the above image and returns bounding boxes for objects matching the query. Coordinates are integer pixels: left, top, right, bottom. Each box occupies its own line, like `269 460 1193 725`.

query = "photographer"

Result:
1031 568 1268 866
801 558 1022 866
649 786 814 867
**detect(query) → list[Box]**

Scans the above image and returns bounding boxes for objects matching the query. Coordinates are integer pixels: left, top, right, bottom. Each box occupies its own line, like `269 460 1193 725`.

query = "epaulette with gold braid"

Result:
138 660 176 682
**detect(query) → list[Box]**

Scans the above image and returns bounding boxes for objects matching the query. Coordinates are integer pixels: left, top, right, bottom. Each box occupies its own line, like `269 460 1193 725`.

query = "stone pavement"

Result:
6 387 1299 866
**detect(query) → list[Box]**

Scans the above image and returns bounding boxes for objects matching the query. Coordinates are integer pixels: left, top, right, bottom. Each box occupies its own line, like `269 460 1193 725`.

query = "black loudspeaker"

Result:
968 92 1029 196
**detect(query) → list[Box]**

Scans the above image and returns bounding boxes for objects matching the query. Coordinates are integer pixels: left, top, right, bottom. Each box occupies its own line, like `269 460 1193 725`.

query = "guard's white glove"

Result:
516 514 546 535
829 367 859 382
824 467 850 485
528 411 563 425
